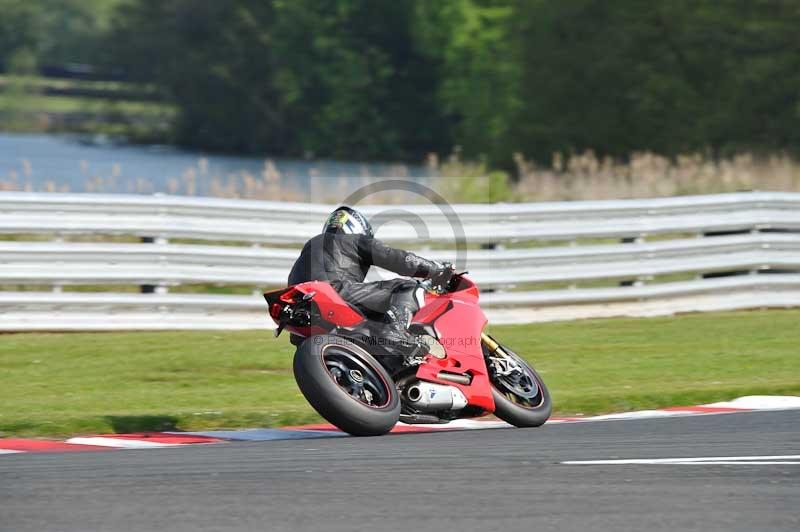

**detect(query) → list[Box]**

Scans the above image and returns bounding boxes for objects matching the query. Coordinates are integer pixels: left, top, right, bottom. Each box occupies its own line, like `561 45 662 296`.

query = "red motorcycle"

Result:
265 273 551 436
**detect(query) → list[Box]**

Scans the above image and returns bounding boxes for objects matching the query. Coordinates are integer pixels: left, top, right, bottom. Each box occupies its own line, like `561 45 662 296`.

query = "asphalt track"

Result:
2 410 798 532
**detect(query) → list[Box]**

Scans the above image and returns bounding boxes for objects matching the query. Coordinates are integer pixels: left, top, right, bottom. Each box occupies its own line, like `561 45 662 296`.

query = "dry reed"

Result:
512 151 800 201
1 151 798 203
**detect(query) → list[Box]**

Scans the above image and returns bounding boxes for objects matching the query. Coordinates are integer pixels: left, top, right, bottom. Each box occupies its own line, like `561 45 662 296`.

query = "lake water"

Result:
0 132 431 201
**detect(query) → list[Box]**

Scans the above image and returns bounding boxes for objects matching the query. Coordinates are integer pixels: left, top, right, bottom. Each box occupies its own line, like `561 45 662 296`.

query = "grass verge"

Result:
1 309 798 438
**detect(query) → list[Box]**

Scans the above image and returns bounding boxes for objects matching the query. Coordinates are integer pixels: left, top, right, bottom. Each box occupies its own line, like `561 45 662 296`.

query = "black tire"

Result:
484 340 552 428
293 334 400 436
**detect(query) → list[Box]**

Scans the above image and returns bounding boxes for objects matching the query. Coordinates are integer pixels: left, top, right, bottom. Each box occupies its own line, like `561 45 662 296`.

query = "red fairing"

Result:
413 276 495 412
264 281 365 338
411 298 451 325
288 281 366 327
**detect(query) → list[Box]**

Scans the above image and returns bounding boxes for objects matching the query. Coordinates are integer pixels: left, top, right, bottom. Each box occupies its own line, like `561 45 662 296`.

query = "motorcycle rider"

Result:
288 206 455 347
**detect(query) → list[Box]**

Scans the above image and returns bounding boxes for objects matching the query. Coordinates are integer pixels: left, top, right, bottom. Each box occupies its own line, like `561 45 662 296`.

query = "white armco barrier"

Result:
2 190 799 243
0 190 798 330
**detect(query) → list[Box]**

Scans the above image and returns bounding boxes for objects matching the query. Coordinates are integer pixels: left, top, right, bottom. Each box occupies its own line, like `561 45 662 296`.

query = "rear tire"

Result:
293 335 400 436
484 340 552 428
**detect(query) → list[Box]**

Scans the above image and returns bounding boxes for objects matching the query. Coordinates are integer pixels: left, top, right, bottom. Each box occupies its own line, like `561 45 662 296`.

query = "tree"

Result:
70 0 800 162
512 0 800 162
416 0 521 167
108 0 448 159
271 0 448 160
0 0 42 71
110 0 289 153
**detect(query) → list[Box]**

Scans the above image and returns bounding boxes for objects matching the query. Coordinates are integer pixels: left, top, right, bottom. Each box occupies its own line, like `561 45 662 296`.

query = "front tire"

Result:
293 335 400 436
484 338 552 427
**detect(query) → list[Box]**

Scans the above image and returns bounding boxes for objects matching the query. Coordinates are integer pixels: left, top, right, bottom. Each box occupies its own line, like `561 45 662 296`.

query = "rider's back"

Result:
288 231 435 286
288 233 369 285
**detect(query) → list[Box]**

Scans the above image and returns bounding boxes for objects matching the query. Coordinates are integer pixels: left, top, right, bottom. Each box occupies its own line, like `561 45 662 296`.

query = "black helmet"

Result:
322 206 373 237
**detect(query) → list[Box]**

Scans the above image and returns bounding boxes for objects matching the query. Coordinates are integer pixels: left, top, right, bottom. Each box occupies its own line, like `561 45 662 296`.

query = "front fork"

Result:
481 332 507 357
482 332 522 378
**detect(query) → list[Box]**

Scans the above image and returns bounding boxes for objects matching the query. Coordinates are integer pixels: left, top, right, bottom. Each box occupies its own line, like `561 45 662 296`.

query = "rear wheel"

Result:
483 337 552 427
293 335 400 436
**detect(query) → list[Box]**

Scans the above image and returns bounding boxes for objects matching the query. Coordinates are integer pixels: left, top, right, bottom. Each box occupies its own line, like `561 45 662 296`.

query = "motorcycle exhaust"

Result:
405 381 468 412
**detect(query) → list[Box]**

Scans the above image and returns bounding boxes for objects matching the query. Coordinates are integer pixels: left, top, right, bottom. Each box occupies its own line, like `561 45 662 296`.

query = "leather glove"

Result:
428 262 456 293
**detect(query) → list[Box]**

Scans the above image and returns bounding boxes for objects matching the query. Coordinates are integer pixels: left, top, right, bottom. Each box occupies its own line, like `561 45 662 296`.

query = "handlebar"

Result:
420 271 469 295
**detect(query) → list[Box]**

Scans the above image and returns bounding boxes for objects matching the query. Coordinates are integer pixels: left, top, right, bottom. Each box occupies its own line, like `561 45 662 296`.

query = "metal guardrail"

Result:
0 233 798 288
2 191 799 243
1 275 798 330
0 191 798 329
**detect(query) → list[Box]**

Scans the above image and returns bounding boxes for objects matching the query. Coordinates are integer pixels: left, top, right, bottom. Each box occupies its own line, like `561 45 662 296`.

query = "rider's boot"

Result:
384 304 417 349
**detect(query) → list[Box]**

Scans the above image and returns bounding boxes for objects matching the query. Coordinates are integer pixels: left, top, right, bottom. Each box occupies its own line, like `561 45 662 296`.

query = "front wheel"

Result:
293 335 400 436
483 337 552 427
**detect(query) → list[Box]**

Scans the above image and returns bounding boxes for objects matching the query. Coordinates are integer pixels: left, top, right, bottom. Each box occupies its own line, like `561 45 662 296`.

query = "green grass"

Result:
0 91 174 116
1 309 798 438
0 74 175 139
0 74 156 94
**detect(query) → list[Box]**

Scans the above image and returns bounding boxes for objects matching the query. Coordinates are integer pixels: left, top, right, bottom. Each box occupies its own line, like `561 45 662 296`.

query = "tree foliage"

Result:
2 0 800 165
416 0 521 165
0 0 119 71
512 0 800 161
270 0 447 159
0 0 43 71
109 0 288 152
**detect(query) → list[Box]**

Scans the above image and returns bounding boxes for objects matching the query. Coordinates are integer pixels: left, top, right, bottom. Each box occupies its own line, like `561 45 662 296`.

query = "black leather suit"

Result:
288 231 439 326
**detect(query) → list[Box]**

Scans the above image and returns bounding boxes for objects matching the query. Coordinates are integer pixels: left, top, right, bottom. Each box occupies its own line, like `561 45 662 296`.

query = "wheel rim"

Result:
487 347 543 409
321 345 391 408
